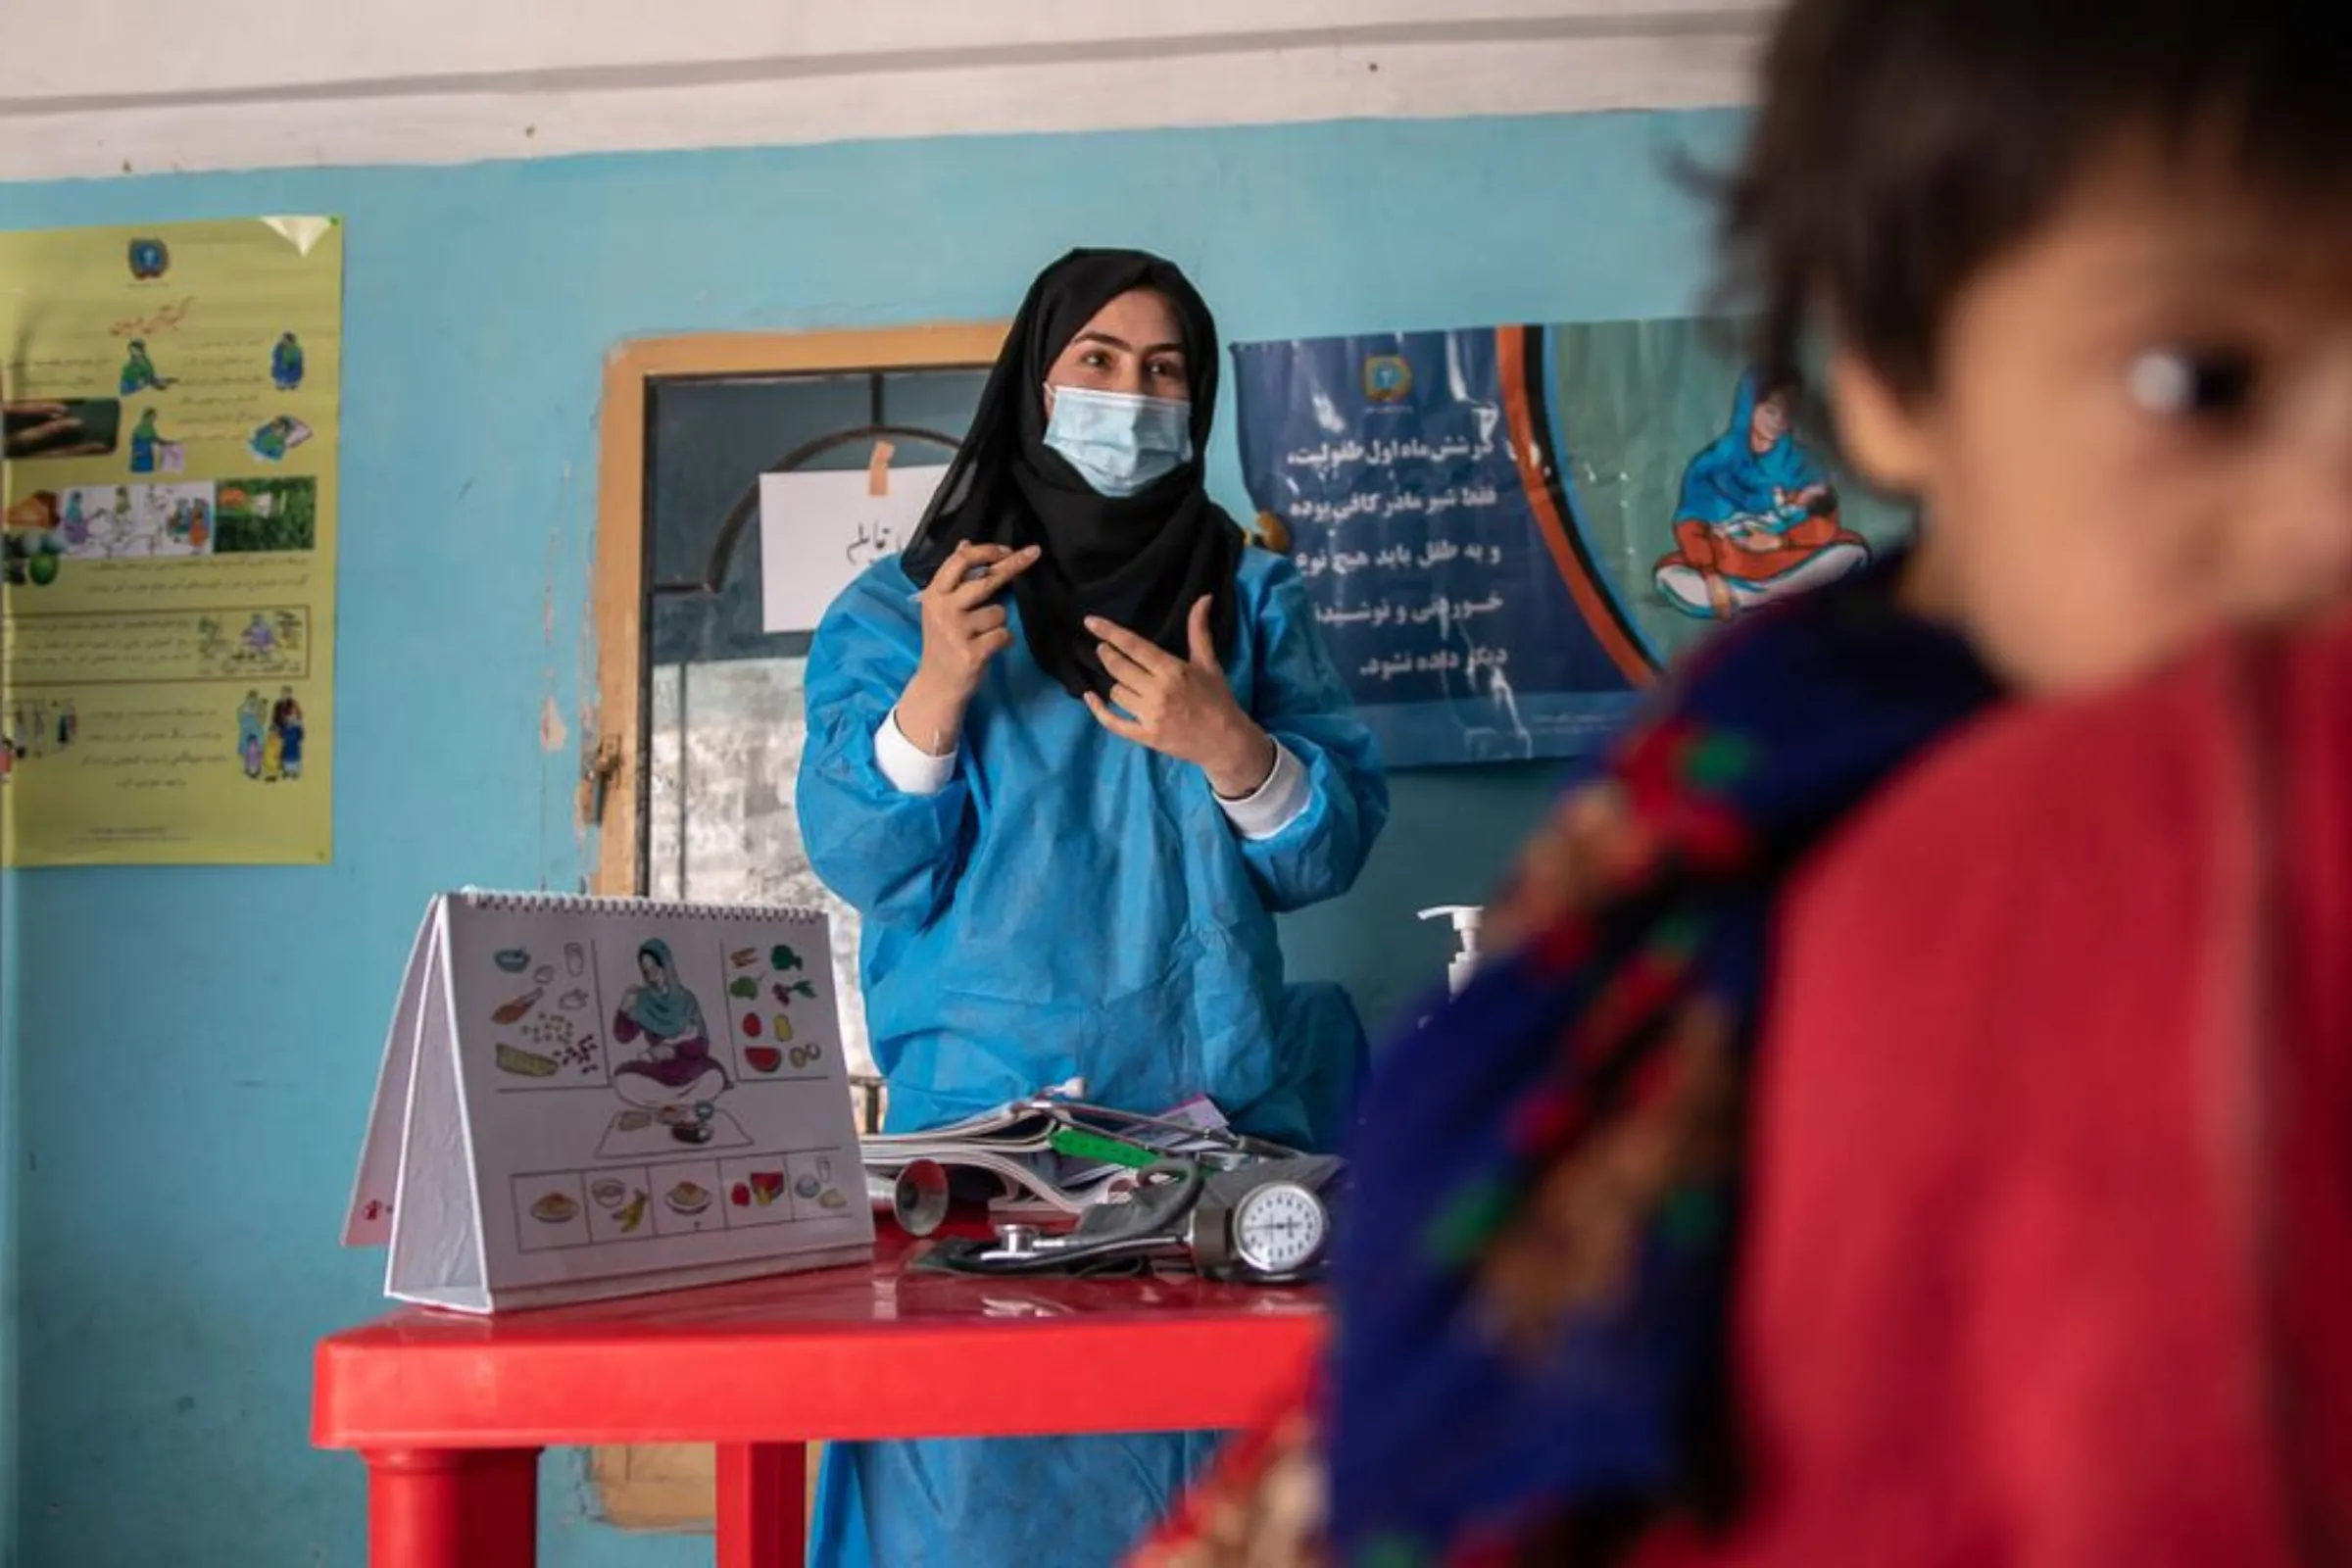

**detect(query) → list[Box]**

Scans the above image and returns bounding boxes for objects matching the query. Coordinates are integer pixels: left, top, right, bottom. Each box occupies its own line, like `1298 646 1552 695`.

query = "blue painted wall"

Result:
3 866 20 1566
0 109 1738 1566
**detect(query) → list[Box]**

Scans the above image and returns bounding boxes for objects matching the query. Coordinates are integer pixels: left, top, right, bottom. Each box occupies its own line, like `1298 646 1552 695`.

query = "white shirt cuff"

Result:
874 708 957 797
1216 740 1311 842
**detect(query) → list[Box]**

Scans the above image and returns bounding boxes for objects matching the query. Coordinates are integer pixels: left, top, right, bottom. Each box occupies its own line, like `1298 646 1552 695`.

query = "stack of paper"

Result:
860 1097 1238 1218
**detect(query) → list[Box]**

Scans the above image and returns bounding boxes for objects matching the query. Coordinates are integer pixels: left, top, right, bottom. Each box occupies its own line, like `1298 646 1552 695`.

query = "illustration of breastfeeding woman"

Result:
612 940 729 1110
1652 373 1871 620
120 340 172 395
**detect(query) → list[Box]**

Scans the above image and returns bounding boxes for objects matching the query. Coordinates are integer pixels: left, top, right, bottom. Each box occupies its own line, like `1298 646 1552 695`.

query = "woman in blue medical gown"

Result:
799 249 1390 1567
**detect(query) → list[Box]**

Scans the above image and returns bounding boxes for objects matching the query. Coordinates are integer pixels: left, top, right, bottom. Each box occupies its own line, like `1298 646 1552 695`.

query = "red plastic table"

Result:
314 1231 1325 1567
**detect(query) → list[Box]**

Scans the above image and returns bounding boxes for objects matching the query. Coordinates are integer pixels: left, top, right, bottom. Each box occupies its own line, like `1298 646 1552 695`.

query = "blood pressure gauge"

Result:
1230 1181 1330 1277
1190 1156 1343 1285
915 1152 1345 1286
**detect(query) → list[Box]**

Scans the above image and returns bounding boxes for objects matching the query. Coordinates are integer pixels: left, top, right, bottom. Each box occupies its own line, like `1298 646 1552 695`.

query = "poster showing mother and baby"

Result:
1233 316 1912 768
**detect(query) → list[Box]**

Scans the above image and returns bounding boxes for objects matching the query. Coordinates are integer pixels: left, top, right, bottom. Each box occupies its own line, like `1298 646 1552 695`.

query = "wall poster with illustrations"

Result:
1232 318 1912 768
1 217 342 864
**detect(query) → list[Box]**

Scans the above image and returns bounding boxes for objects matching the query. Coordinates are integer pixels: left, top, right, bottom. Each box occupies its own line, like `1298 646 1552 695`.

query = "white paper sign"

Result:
760 466 950 634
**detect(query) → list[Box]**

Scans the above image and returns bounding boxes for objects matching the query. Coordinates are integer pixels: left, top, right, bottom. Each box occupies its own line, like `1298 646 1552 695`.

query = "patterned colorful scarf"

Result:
1135 557 1999 1566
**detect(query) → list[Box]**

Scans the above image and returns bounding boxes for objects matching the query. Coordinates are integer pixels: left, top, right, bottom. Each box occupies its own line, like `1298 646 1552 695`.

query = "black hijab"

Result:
902 249 1246 699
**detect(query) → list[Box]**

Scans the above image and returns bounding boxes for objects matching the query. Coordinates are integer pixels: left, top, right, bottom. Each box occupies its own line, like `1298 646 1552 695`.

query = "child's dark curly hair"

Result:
1715 0 2351 404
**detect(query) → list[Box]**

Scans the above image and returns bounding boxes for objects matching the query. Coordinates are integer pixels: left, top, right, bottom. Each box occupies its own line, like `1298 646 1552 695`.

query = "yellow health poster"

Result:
1 218 341 866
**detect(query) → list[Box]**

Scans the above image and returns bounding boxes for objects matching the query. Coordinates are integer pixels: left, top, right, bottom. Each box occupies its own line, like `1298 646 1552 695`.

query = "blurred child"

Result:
1137 0 2352 1561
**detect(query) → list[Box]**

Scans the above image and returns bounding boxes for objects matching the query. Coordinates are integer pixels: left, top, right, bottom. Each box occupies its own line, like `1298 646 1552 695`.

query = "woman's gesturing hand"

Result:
898 542 1042 755
1084 597 1275 799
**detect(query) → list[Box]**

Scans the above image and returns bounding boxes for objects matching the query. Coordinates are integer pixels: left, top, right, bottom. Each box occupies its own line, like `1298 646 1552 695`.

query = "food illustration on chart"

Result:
721 1152 849 1227
484 916 855 1254
788 1152 853 1213
486 932 823 1158
516 1165 657 1252
601 1179 651 1237
732 943 823 1079
733 1169 787 1209
487 942 608 1086
511 1159 729 1249
513 1173 590 1250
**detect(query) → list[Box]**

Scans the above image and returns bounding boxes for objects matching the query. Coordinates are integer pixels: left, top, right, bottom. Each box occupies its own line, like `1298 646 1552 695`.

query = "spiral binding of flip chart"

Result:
456 888 825 922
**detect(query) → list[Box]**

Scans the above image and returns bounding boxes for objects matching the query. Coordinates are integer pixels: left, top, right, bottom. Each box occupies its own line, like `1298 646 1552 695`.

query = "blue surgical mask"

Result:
1041 385 1195 498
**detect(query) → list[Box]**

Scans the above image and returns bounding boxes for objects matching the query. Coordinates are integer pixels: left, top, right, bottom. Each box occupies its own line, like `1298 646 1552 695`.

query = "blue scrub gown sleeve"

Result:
797 568 971 928
1237 557 1390 912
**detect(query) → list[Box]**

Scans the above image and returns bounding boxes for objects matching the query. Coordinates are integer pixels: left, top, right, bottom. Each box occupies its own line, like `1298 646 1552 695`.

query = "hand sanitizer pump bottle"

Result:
1417 906 1486 999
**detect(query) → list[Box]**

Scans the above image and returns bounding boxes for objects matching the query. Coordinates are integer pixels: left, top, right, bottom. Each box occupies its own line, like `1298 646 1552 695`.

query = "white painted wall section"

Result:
0 1 1770 180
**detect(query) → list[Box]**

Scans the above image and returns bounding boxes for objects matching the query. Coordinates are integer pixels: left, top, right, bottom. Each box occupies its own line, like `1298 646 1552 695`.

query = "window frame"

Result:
582 322 1005 1531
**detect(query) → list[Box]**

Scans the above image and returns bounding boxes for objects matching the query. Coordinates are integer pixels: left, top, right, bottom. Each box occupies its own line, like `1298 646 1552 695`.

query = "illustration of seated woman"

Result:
611 939 728 1107
1653 374 1871 620
120 340 171 395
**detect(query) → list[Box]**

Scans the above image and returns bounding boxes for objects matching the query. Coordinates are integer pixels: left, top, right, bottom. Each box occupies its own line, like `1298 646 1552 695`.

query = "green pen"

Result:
1050 1126 1161 1171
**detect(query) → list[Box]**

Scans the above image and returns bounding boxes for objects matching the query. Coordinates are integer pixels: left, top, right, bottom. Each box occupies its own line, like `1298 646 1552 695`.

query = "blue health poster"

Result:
1232 321 1911 767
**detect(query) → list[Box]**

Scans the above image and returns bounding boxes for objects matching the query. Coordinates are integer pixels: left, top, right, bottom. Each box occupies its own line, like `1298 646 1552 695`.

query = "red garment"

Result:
1642 621 2352 1568
1663 512 1864 582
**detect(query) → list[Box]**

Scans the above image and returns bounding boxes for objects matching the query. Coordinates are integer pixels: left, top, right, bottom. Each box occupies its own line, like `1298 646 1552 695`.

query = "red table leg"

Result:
716 1443 808 1568
365 1448 539 1567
